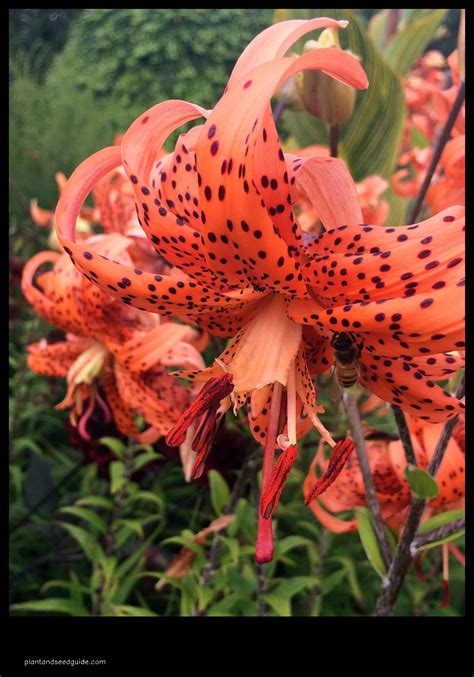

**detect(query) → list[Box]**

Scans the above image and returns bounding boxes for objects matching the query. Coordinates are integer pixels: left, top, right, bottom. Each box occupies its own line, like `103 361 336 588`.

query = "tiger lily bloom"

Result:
304 414 465 533
426 135 465 214
54 18 464 561
22 234 206 444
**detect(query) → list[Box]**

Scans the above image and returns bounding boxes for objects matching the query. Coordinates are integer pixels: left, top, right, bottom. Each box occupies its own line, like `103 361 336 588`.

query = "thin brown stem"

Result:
412 517 465 550
343 392 392 570
391 406 417 466
329 124 339 158
408 81 465 224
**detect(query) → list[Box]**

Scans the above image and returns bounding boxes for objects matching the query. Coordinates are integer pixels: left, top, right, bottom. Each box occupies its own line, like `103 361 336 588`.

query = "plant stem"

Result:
307 528 329 616
391 406 417 466
329 124 339 158
343 392 392 570
256 563 269 616
273 99 287 125
256 382 284 563
408 81 465 224
412 517 465 550
374 373 464 616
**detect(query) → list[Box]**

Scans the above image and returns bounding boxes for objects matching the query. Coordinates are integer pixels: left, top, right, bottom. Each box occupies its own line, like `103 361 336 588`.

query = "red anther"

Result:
255 514 274 564
191 402 220 453
304 438 356 505
260 445 298 519
440 579 450 608
191 443 213 480
166 373 233 447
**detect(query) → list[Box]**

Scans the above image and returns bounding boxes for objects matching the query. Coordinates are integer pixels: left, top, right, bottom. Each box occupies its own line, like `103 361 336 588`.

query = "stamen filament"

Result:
287 360 297 446
256 381 283 564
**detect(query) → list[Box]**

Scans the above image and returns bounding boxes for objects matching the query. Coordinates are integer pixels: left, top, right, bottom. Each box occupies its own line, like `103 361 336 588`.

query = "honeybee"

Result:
329 332 364 402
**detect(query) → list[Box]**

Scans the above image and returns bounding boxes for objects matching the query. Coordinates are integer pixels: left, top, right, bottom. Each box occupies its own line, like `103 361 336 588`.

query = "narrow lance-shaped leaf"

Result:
208 469 230 517
383 9 448 75
355 507 387 578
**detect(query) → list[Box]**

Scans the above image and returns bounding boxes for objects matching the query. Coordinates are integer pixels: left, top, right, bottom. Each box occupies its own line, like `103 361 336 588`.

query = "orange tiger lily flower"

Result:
54 18 463 561
22 234 205 444
304 414 465 533
432 51 465 139
426 135 465 214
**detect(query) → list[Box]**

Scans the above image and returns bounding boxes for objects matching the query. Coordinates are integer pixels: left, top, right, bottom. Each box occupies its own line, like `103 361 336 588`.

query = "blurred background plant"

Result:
9 8 463 617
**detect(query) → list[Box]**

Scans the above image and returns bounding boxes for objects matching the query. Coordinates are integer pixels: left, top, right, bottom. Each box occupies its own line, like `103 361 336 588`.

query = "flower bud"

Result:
299 28 357 126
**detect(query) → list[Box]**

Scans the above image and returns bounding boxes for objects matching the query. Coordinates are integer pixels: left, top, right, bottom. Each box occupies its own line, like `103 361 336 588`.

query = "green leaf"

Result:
58 522 103 562
318 568 347 595
41 579 89 596
10 598 88 616
114 526 162 583
356 507 387 578
279 8 405 182
99 436 127 459
208 470 230 516
411 126 430 150
263 577 319 617
416 509 465 551
367 10 389 51
207 592 241 615
384 10 448 75
404 465 439 500
131 451 163 473
58 506 108 535
75 495 114 510
419 509 464 534
327 556 364 604
109 460 126 494
123 490 164 511
274 535 310 558
113 518 144 539
219 535 240 564
107 604 158 617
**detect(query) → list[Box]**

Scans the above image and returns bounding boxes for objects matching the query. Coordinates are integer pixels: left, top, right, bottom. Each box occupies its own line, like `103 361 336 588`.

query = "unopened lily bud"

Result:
299 28 357 126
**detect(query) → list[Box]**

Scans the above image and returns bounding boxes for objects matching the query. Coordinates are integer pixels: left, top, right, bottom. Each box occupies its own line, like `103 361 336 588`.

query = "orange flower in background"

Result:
304 414 465 533
391 147 431 199
292 146 389 229
431 51 464 138
22 234 206 444
403 50 447 146
53 18 464 561
426 135 465 214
